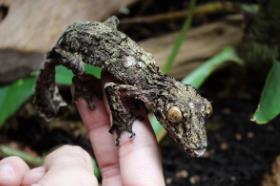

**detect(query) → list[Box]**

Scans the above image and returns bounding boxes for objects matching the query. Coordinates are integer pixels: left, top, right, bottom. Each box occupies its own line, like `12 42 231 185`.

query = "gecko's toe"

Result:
115 137 120 146
129 131 136 139
87 100 96 110
109 125 115 134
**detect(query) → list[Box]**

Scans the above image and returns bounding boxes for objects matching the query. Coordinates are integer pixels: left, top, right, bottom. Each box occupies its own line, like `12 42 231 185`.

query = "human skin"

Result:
0 96 165 186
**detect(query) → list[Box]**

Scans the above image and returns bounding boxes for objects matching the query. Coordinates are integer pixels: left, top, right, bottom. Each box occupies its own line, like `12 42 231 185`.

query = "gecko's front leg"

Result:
104 82 150 145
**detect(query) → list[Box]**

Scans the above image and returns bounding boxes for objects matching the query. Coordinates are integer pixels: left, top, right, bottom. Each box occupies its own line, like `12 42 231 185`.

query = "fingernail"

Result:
0 163 15 179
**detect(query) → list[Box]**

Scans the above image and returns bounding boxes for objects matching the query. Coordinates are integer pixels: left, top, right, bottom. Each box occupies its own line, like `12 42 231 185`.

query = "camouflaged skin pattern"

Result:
34 16 212 157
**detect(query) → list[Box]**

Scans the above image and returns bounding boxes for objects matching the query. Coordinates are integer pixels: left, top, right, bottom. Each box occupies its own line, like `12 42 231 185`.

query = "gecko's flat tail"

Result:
33 85 67 121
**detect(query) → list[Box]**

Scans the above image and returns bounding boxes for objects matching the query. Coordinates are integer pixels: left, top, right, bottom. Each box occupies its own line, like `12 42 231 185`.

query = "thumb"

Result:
34 145 98 186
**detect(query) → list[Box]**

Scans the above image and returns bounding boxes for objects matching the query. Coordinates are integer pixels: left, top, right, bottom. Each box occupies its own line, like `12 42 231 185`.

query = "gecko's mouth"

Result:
193 148 206 157
186 146 207 157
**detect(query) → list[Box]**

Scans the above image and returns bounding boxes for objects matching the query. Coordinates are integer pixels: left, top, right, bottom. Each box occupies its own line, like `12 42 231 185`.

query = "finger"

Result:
76 98 122 185
21 167 46 186
119 119 165 186
35 145 98 186
0 156 29 186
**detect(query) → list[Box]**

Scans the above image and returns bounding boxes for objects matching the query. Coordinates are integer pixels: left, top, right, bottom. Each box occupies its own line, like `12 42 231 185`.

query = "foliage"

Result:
241 0 280 124
182 47 242 88
0 64 101 126
56 64 101 85
0 76 36 126
163 0 197 74
0 145 43 166
252 61 280 124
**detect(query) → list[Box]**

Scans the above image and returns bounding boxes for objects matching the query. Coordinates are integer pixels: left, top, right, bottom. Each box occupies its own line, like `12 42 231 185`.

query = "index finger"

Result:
77 96 165 185
76 97 122 185
118 118 165 186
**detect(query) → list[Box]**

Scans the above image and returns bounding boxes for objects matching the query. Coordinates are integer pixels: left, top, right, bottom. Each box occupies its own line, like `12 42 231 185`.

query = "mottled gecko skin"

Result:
34 16 212 157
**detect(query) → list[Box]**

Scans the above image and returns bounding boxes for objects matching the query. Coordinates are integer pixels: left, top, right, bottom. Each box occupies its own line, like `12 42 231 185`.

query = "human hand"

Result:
0 145 98 186
0 96 165 186
76 96 165 186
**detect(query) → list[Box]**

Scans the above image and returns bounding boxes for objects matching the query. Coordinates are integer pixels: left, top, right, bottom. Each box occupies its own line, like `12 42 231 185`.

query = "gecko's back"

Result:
50 20 158 87
53 21 123 67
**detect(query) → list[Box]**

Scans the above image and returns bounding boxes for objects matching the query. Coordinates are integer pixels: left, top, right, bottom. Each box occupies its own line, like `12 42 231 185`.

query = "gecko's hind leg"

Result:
34 49 85 120
72 74 102 110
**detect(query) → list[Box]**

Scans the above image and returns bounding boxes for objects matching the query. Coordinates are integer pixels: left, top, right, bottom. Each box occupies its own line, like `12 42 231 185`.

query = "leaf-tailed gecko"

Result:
34 16 212 157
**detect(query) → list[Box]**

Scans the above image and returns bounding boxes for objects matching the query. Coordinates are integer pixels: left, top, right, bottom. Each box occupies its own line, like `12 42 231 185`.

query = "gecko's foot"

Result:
112 131 135 145
109 115 136 145
109 125 122 146
114 135 120 146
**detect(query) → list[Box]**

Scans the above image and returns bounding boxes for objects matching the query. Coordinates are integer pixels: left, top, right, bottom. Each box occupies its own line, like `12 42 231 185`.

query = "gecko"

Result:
34 16 212 157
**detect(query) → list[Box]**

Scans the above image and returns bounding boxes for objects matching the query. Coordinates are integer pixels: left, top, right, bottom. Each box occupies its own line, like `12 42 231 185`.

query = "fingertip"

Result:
44 145 93 172
33 145 98 186
118 120 165 185
0 163 17 185
0 156 29 186
119 119 159 156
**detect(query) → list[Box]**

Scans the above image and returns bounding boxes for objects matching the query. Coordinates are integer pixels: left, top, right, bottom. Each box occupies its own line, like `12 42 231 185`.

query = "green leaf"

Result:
92 158 101 179
163 0 197 74
0 76 36 126
182 47 242 88
55 64 101 85
0 145 43 166
0 63 101 126
55 66 74 85
149 114 167 141
240 4 259 14
252 61 280 124
85 64 101 79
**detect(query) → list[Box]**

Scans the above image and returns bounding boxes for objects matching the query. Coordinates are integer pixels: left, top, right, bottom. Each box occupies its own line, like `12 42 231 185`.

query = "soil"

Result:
162 67 280 186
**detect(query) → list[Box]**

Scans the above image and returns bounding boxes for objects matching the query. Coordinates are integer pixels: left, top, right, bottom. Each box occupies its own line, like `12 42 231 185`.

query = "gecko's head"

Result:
154 82 212 157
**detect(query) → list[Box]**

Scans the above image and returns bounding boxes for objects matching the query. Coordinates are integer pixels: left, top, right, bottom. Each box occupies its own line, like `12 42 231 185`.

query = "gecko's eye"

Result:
167 106 183 123
205 102 213 117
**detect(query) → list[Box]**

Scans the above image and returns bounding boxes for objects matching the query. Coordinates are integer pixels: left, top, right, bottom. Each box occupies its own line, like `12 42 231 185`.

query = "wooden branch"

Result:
121 2 238 24
0 0 135 52
0 0 136 83
140 17 243 78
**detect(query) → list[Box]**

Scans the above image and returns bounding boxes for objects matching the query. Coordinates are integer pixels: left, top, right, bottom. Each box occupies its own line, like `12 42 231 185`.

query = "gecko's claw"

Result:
129 131 136 139
115 136 120 146
109 125 115 134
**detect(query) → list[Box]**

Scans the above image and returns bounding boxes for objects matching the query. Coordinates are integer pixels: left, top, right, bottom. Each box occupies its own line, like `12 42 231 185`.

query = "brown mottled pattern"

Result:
34 16 212 157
